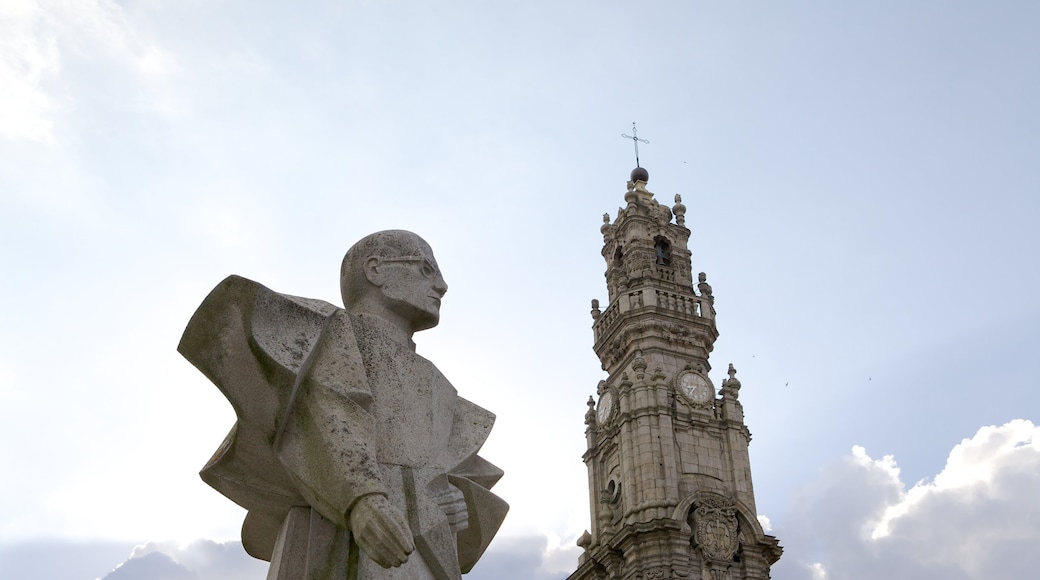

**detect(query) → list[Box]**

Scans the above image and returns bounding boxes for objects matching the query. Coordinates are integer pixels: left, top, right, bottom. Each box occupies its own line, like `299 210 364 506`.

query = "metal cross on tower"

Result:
621 122 650 168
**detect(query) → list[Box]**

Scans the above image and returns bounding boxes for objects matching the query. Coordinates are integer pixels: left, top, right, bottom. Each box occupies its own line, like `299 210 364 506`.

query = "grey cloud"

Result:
9 418 1034 580
772 420 1040 580
466 535 574 580
100 540 266 580
103 552 195 580
90 534 574 580
0 540 136 580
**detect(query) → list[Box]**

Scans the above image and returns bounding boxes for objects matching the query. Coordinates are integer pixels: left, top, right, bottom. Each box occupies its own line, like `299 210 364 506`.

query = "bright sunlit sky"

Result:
2 2 1039 579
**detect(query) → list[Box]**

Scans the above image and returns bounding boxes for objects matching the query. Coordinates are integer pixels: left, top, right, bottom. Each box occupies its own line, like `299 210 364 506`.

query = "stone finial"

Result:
591 299 601 320
697 272 714 303
585 396 597 425
632 350 647 374
624 184 638 208
672 194 687 227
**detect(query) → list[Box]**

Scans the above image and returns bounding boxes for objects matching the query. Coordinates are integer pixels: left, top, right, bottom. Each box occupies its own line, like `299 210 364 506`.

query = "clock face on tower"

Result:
597 391 614 424
678 371 713 405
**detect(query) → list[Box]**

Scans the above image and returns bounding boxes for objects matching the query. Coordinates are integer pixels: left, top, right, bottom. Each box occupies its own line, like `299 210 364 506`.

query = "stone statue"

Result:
178 230 508 579
697 272 713 304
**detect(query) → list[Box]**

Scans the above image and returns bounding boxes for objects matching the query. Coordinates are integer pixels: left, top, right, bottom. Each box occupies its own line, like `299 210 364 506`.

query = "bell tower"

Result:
569 167 781 580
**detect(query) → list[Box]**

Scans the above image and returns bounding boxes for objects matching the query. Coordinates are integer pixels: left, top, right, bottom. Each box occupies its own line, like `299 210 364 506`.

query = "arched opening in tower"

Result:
654 237 672 266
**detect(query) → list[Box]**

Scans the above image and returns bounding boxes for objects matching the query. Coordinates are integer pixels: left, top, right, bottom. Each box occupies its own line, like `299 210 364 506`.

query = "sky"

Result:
1 1 1038 579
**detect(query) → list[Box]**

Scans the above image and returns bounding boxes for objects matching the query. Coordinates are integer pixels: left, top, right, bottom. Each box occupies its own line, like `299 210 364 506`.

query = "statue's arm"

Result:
275 309 414 567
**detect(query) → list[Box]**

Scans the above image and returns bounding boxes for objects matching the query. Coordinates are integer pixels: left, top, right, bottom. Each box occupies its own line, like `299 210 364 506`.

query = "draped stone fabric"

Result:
179 275 507 579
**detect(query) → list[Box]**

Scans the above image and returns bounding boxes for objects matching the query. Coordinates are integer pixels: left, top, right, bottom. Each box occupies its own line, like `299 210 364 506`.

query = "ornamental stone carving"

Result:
691 495 740 563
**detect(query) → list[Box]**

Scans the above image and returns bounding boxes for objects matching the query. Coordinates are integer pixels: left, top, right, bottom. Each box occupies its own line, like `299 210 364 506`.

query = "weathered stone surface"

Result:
179 230 507 579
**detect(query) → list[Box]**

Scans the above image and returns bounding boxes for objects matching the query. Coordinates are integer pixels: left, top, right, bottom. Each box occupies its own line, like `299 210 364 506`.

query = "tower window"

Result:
613 246 624 268
654 237 672 266
604 478 621 504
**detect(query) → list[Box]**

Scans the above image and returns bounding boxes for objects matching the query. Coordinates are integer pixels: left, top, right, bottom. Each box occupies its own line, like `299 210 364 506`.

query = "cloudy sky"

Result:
1 1 1038 579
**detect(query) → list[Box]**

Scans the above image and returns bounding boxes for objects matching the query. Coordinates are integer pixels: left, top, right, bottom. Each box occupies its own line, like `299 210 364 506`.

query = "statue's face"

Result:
375 240 448 331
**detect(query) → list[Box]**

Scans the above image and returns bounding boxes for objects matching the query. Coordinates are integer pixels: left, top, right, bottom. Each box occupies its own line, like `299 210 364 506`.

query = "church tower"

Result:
569 167 781 580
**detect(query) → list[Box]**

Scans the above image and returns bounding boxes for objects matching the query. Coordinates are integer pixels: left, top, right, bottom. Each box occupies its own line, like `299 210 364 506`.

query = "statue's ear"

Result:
364 257 384 286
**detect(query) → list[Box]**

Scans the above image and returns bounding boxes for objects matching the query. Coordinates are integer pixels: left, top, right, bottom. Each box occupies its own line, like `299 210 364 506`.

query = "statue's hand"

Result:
348 494 415 568
434 484 469 533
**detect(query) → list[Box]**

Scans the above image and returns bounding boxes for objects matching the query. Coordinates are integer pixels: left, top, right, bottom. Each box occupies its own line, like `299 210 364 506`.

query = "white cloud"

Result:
0 0 60 142
0 0 179 143
872 419 1038 540
773 420 1040 580
758 514 773 532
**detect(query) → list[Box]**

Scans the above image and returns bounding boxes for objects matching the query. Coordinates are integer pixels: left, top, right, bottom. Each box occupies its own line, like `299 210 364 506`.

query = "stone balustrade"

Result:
593 287 714 343
655 265 676 282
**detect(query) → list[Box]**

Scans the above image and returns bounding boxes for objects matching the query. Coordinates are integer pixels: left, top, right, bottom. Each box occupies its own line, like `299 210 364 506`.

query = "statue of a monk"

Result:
178 230 508 579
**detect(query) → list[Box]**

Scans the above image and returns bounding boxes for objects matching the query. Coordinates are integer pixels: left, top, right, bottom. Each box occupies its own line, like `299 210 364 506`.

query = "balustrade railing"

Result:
654 290 702 317
656 266 676 282
594 287 714 343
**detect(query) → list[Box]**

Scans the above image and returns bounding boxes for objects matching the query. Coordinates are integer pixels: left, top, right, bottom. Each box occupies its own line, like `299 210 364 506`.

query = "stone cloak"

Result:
178 275 507 573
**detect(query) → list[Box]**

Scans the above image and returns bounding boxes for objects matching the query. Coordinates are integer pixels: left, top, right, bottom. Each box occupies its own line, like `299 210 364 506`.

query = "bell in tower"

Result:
570 166 782 580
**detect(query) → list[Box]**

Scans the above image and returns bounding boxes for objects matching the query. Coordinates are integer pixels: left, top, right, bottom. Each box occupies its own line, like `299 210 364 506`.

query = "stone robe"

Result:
178 275 507 579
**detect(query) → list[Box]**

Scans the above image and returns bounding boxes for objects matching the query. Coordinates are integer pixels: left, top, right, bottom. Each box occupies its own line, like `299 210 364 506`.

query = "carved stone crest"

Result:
692 495 739 562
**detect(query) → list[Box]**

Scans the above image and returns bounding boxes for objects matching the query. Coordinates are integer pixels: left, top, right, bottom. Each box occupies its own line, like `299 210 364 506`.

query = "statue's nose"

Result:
433 275 448 295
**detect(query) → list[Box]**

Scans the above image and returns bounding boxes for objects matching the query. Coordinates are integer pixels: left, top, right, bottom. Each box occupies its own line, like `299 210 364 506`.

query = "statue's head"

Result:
341 230 448 333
